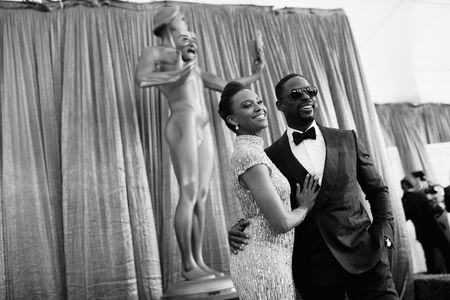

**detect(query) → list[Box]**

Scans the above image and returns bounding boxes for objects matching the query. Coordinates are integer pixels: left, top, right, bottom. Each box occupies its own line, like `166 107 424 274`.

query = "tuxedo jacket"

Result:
265 125 394 275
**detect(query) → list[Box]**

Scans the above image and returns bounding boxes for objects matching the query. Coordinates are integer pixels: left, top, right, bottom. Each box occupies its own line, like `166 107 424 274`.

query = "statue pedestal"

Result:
162 275 238 299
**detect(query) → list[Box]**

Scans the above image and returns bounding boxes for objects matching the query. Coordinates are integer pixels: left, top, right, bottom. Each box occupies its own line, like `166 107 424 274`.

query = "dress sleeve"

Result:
231 149 271 179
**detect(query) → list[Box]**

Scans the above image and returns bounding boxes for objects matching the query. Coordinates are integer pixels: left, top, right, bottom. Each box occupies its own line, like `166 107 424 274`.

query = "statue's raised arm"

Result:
202 30 265 92
136 46 195 88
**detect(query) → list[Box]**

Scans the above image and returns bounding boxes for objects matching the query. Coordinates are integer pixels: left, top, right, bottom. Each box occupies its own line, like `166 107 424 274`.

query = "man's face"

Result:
418 180 428 190
426 186 445 209
174 30 198 62
276 76 317 129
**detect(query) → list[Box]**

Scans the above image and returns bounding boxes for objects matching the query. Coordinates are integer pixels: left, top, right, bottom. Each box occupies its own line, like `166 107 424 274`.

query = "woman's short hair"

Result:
218 81 247 133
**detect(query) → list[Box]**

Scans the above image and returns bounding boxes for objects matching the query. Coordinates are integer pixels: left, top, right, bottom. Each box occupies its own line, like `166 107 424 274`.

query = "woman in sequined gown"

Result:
218 82 319 299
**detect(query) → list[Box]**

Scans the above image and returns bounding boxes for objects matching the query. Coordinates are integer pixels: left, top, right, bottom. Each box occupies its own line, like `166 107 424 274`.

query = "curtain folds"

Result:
376 103 450 181
1 1 411 299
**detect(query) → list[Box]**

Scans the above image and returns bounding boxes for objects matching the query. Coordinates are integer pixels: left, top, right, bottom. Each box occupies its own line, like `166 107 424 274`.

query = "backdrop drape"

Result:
375 103 450 181
0 1 412 299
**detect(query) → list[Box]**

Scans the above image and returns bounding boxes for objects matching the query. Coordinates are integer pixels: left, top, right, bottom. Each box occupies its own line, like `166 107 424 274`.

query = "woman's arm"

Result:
240 164 318 233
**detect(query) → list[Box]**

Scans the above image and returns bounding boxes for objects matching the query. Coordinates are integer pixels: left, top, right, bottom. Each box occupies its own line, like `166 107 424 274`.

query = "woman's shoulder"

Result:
232 144 266 162
231 145 269 175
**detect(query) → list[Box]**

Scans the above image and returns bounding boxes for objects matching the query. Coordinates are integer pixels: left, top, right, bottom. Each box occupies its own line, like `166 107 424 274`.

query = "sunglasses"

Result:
289 86 318 99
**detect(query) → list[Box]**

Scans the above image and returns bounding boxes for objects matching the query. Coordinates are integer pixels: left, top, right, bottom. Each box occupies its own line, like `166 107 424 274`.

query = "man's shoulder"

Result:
318 125 356 143
318 124 353 135
264 135 286 163
265 134 285 151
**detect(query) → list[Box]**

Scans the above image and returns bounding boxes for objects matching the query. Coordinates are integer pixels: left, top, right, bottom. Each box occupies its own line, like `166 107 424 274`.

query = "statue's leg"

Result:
191 130 225 276
165 114 212 281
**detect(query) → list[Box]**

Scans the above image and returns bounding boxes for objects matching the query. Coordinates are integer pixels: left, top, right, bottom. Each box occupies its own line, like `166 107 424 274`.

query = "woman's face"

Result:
228 89 268 134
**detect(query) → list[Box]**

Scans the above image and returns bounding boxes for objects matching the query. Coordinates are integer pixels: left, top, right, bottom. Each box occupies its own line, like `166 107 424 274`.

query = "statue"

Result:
136 4 264 281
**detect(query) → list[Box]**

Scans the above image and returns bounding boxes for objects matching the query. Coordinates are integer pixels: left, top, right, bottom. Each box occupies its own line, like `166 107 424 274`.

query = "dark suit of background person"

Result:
266 74 398 300
401 179 440 273
423 186 450 273
444 185 450 212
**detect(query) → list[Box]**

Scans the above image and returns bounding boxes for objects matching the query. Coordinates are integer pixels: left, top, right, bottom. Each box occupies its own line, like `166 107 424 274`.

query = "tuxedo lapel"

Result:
276 128 339 210
277 133 309 186
314 126 339 210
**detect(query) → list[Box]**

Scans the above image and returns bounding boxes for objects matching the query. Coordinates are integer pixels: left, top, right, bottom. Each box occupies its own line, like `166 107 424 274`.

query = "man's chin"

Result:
297 113 315 123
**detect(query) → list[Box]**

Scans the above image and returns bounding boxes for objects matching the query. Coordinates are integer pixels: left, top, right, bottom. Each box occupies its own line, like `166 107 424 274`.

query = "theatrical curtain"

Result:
376 103 450 180
0 1 412 299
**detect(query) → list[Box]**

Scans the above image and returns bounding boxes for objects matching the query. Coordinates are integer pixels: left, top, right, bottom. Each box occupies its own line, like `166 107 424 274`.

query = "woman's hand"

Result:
295 174 320 211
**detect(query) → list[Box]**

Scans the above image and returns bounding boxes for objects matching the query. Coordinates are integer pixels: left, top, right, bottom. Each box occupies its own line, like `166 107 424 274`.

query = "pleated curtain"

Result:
0 1 412 299
376 103 450 181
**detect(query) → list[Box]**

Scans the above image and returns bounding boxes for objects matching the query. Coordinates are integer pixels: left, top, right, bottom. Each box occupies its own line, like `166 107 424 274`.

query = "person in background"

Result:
423 185 450 273
402 174 450 274
444 172 450 211
401 176 436 273
411 170 431 192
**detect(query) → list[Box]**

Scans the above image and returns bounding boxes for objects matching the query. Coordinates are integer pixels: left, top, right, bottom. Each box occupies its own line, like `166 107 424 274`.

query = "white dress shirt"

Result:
286 121 326 185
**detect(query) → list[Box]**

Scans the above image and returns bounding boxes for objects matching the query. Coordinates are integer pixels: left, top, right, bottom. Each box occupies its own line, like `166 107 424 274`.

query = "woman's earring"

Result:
235 124 239 131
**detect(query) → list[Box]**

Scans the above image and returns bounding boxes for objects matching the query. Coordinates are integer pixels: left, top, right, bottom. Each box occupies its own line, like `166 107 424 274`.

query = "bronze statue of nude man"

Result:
136 5 264 281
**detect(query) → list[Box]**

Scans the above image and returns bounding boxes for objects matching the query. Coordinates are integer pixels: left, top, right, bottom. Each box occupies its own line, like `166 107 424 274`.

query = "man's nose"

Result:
297 94 313 102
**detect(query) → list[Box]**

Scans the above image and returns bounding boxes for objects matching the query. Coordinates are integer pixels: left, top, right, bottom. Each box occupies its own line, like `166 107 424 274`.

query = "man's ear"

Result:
276 100 283 110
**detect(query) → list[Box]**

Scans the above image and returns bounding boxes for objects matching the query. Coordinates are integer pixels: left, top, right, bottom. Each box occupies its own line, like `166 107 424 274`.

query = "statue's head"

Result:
153 5 188 37
173 30 198 62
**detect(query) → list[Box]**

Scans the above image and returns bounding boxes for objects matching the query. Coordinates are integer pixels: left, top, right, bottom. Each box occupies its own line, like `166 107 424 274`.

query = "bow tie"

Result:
292 127 316 145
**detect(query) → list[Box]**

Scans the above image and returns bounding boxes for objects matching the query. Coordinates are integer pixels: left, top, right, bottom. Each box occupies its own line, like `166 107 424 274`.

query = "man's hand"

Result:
228 219 251 255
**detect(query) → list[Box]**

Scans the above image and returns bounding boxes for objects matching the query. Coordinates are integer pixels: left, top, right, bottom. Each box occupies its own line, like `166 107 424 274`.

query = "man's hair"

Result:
411 170 427 181
400 176 415 190
218 81 247 133
424 184 444 195
275 73 305 100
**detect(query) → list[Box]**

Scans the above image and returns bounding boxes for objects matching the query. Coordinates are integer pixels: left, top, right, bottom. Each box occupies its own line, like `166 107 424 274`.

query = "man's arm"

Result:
354 131 395 247
135 46 193 87
228 219 251 255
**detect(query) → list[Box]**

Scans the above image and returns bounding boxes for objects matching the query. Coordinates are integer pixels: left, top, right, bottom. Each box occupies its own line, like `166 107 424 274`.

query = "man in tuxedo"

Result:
229 73 398 299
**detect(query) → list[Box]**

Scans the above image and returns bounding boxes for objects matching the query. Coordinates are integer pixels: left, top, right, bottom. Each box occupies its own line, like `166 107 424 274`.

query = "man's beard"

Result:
296 110 315 124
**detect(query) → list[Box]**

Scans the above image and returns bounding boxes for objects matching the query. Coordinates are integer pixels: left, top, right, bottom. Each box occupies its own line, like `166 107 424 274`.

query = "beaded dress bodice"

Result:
229 135 296 300
232 135 291 217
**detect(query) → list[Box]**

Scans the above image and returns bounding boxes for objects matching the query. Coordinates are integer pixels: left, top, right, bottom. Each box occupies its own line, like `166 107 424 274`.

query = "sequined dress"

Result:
229 135 296 300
